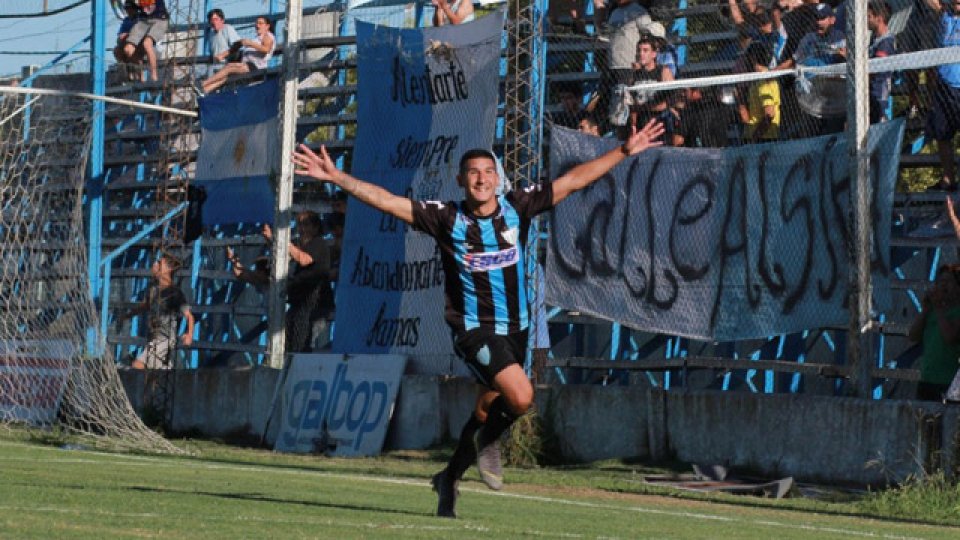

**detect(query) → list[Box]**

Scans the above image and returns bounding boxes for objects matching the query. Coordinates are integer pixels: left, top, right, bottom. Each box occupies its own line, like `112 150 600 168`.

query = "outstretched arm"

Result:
292 144 414 225
551 119 664 205
947 196 960 240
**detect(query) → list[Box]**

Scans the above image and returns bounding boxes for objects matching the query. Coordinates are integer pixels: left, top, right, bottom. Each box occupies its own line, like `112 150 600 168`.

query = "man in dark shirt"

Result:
263 211 333 353
291 120 664 518
675 87 733 147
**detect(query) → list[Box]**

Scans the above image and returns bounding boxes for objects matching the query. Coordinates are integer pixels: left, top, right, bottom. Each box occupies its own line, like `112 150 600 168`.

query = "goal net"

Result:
0 89 179 453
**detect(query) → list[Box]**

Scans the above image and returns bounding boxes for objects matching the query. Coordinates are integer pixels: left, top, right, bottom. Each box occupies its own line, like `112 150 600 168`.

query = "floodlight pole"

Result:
846 0 873 398
268 0 303 369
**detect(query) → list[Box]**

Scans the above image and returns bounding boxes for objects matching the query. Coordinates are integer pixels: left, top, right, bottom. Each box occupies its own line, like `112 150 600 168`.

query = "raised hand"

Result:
623 118 665 155
292 143 342 185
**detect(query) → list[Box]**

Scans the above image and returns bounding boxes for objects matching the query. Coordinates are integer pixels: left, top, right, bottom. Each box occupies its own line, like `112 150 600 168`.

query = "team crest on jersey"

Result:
464 246 519 272
501 227 519 246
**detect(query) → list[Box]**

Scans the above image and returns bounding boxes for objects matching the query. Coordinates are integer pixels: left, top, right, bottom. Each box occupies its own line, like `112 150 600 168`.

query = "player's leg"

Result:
472 364 532 490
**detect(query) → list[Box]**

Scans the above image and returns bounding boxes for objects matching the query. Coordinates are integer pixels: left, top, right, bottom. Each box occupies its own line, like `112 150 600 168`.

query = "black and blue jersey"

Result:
411 183 553 336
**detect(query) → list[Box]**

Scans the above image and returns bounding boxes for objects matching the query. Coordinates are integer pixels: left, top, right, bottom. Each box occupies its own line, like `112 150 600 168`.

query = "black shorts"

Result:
453 329 528 388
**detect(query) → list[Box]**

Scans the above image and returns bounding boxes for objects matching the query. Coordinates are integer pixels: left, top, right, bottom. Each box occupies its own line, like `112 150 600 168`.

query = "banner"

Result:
0 340 73 425
195 79 279 226
546 120 905 342
275 353 406 456
334 12 505 355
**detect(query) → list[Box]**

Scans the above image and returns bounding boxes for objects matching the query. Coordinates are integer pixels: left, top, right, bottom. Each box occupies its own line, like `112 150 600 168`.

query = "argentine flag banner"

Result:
334 11 505 359
195 79 279 225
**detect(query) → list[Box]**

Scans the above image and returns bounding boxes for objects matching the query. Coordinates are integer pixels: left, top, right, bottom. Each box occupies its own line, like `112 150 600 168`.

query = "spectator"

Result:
432 0 475 26
262 211 333 353
206 8 241 66
922 0 960 191
908 260 960 401
605 0 654 84
728 0 770 39
201 16 276 95
739 42 780 142
226 246 269 293
675 86 734 147
866 0 896 124
902 0 940 117
776 0 820 69
773 0 819 137
577 112 603 135
127 254 195 370
790 3 846 135
120 0 169 83
550 82 585 129
629 35 674 142
113 0 144 82
646 22 679 77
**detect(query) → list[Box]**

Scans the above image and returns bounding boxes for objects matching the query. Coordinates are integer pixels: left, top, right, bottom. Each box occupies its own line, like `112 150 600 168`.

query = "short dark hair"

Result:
258 16 275 33
297 210 323 231
867 0 890 22
637 36 659 52
458 149 497 175
207 8 225 21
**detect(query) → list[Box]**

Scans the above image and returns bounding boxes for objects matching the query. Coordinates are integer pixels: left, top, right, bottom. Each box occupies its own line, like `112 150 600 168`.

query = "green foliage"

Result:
856 472 960 525
502 408 560 468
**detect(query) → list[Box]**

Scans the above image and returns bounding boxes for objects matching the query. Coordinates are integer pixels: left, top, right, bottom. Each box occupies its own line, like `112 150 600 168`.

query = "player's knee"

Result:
506 388 533 416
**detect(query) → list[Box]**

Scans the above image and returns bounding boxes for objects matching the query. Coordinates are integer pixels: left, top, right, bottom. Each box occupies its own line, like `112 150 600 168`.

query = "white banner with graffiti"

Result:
546 120 905 342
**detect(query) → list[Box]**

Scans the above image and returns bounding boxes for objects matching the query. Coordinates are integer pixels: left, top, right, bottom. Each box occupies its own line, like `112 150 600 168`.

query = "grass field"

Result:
1 435 958 539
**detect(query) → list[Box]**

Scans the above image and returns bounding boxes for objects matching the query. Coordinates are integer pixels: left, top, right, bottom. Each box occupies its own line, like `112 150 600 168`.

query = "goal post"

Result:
0 88 181 453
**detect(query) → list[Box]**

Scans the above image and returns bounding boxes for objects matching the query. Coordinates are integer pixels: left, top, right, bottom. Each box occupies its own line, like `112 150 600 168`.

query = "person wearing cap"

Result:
291 120 665 519
788 3 846 135
922 0 960 191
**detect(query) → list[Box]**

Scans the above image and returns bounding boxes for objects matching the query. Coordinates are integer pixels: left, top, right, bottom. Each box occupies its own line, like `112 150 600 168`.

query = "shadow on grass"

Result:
127 485 434 518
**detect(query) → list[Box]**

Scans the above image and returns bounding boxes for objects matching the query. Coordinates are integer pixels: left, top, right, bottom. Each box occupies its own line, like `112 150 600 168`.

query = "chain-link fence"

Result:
543 0 960 191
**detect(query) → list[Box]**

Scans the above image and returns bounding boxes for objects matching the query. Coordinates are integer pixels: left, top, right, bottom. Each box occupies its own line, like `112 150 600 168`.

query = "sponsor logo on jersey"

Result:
463 246 519 272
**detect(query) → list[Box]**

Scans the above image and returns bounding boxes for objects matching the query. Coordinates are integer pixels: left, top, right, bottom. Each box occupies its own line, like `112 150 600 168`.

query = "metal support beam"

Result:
86 0 107 356
268 0 303 368
846 0 873 398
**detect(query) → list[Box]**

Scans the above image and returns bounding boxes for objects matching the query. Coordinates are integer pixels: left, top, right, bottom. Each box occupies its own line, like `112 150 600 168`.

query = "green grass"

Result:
1 434 958 539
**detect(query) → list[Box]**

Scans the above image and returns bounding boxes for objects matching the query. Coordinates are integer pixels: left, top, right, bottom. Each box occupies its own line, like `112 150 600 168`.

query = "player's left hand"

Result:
293 144 342 185
622 118 665 155
180 334 193 346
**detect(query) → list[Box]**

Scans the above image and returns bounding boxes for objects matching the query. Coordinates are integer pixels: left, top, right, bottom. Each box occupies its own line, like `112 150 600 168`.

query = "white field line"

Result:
0 441 932 540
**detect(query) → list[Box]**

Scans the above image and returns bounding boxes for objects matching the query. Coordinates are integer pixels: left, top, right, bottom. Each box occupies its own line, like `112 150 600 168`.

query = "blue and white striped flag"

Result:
195 79 279 225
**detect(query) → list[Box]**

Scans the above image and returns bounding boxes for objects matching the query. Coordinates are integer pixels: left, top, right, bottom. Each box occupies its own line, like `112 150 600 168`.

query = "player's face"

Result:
458 157 499 206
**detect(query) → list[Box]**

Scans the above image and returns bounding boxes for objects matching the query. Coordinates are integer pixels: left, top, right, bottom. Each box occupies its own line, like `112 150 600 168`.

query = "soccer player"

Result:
291 119 664 518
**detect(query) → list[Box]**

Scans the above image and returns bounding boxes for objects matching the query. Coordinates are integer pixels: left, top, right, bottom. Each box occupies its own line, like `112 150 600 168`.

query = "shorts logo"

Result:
463 246 519 272
476 345 491 366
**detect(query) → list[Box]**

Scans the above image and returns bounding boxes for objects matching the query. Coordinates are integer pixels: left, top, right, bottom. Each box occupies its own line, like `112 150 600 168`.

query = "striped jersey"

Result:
411 183 554 336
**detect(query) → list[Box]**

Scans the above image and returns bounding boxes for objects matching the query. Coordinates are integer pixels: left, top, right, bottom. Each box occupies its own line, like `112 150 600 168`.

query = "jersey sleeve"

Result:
507 182 554 219
411 200 454 238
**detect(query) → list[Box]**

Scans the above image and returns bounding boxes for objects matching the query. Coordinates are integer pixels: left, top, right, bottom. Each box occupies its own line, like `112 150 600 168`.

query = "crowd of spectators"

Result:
547 0 960 189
